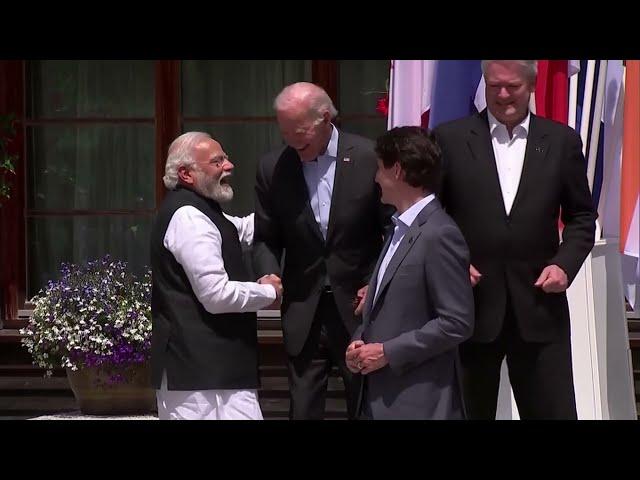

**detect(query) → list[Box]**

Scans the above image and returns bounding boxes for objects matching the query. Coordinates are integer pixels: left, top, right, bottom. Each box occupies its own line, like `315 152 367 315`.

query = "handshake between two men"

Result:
257 273 283 310
255 275 380 374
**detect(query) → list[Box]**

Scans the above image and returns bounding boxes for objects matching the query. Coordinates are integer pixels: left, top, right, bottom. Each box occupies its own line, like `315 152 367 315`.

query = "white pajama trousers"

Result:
156 371 263 420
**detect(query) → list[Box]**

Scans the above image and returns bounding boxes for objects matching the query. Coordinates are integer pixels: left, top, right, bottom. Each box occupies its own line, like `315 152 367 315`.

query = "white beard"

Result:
193 171 234 203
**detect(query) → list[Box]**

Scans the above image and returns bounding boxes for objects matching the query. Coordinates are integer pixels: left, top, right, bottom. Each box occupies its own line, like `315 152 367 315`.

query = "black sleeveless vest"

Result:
150 187 258 390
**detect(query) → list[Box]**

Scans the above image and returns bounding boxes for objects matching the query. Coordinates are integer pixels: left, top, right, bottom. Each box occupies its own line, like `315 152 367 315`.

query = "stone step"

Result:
261 375 344 391
0 396 348 420
0 372 344 391
0 372 348 419
259 397 347 419
0 395 78 415
0 376 71 391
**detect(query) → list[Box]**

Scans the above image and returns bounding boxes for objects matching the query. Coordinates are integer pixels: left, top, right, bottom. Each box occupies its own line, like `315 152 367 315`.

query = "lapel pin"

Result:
535 146 544 153
343 157 351 162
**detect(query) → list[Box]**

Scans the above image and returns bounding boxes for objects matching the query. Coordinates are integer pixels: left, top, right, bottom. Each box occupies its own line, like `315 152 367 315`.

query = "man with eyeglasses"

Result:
151 131 283 420
253 82 393 420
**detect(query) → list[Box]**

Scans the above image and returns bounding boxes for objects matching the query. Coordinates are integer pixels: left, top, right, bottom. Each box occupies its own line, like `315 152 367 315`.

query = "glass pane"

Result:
339 118 387 143
27 125 155 210
338 60 390 115
182 60 311 117
27 215 153 299
183 122 284 217
28 60 155 118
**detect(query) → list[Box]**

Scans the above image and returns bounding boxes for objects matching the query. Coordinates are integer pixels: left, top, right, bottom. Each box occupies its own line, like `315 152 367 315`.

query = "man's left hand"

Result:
352 343 388 375
353 285 368 316
345 340 365 373
534 264 569 293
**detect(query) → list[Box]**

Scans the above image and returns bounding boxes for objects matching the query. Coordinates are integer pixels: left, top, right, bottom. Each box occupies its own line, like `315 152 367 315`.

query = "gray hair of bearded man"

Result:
163 131 212 190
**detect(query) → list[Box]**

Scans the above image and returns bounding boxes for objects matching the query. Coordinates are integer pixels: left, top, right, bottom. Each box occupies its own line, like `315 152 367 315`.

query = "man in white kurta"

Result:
153 132 282 420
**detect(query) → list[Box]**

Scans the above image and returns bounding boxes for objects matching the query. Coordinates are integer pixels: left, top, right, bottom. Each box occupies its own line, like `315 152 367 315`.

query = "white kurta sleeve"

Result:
164 207 274 314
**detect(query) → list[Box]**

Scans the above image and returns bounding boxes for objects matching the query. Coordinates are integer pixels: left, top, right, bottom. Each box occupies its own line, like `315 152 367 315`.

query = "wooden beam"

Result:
0 61 26 325
312 60 338 107
154 61 181 207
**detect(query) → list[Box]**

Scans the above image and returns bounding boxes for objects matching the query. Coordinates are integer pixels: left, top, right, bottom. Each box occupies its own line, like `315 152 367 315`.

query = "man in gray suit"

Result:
346 126 474 420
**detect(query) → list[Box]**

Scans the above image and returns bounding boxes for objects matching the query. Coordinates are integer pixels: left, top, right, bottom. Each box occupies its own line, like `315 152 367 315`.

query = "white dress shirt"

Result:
373 194 435 302
487 110 530 216
156 207 275 420
302 124 339 240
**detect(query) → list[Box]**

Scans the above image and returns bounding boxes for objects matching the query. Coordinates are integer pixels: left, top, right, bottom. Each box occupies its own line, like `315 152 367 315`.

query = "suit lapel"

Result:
369 199 441 312
326 130 354 243
467 110 508 220
286 150 325 243
363 227 393 321
509 114 550 218
371 227 422 311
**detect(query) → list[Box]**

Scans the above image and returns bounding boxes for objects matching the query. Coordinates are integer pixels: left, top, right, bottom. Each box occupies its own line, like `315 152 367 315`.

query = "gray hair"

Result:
163 132 212 190
481 60 538 83
274 82 338 121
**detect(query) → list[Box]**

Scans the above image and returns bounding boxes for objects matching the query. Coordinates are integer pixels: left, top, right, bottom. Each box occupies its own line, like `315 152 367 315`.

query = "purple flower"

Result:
21 255 152 384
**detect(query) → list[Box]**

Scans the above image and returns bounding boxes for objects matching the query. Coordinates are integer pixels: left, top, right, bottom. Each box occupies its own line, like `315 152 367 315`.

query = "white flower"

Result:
21 261 152 373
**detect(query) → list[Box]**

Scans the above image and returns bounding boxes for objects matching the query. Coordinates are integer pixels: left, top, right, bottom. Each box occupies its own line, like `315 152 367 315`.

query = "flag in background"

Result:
387 60 484 130
597 60 624 241
535 60 570 124
428 60 483 129
621 60 640 309
574 59 639 309
387 58 638 308
576 61 608 204
388 60 572 130
387 60 435 129
386 60 634 248
535 60 575 231
621 60 640 259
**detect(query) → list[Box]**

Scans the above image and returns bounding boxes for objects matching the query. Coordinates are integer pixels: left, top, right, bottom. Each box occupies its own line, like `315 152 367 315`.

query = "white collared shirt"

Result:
302 124 339 240
373 194 435 302
163 207 276 314
487 110 530 216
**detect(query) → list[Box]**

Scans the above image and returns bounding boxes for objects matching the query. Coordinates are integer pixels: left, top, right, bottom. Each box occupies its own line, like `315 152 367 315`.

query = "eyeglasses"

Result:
210 154 230 168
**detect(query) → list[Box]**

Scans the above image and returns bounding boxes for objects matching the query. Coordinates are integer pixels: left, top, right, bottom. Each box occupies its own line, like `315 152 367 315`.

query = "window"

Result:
0 59 390 324
337 60 389 140
181 60 311 216
25 61 156 299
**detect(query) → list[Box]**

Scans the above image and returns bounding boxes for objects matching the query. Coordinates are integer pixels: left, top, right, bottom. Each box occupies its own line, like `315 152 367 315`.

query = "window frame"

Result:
0 59 375 327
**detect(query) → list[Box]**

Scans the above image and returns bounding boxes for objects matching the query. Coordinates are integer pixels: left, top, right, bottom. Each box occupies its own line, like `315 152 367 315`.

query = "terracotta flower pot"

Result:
66 362 156 416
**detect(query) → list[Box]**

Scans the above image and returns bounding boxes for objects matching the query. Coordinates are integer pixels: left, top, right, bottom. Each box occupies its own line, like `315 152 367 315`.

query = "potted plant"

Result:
20 255 155 415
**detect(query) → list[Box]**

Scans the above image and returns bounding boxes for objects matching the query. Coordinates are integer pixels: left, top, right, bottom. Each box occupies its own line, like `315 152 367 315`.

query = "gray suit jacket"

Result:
353 198 474 419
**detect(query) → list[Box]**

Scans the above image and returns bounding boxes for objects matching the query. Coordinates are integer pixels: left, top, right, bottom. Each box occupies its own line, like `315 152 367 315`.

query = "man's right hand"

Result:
470 264 482 287
345 340 365 373
258 274 283 307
